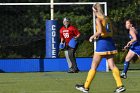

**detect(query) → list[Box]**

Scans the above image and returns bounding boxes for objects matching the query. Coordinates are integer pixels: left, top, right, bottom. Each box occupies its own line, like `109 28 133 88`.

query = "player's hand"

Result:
74 37 77 40
89 36 93 42
123 46 129 50
126 41 132 47
123 44 131 50
94 36 99 40
89 35 99 42
123 41 132 50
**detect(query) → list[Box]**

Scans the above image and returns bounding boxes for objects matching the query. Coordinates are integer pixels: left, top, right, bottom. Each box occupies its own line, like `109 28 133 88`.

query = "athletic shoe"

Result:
114 85 126 93
75 84 89 93
67 68 79 73
120 73 127 79
75 68 80 73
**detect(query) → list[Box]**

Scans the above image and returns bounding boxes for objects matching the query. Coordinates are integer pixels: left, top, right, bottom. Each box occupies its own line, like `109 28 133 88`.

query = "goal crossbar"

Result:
0 2 106 5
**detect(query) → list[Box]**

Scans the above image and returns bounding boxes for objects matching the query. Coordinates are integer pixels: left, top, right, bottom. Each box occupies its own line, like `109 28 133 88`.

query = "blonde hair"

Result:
93 3 105 18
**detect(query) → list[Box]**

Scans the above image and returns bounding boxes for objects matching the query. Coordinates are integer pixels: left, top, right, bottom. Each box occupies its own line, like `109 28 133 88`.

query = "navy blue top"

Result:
129 29 140 48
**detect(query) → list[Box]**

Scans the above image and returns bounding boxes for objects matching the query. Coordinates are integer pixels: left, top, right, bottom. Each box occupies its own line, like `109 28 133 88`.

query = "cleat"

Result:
67 68 75 73
120 73 127 79
67 68 79 73
76 68 80 72
75 84 89 93
114 85 126 93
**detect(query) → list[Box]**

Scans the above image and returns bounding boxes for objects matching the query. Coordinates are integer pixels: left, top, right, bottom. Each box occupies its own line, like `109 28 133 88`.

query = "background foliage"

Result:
0 0 140 63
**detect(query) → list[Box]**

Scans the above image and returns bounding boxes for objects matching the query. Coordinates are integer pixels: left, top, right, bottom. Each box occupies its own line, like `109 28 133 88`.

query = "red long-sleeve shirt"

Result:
60 25 80 45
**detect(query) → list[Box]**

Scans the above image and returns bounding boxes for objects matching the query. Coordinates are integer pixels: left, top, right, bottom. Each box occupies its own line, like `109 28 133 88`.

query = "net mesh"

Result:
0 2 140 70
0 5 50 58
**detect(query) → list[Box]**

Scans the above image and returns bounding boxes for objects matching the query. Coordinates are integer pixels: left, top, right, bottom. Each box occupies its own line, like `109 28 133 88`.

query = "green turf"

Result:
0 71 140 93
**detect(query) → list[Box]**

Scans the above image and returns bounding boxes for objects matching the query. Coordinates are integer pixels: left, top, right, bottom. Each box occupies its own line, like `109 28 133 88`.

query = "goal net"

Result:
0 2 107 58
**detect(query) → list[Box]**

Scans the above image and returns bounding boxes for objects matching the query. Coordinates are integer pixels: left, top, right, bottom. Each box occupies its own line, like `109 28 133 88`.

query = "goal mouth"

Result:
0 2 107 58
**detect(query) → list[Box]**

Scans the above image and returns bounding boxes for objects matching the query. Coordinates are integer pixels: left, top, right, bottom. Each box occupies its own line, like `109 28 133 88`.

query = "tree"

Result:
0 0 139 58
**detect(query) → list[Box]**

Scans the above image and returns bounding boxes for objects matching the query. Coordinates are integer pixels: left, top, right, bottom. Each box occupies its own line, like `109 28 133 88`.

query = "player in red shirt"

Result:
59 17 80 73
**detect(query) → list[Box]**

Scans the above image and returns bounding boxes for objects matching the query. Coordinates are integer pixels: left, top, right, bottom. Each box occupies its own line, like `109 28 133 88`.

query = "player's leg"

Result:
75 54 102 93
106 55 126 93
121 50 135 79
67 49 79 72
84 54 102 89
64 48 79 73
137 55 140 60
64 50 72 71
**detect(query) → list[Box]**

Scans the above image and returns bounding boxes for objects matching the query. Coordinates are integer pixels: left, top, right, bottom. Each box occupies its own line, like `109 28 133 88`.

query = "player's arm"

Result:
74 33 80 40
89 18 102 42
59 28 65 50
129 28 137 43
73 27 81 39
60 37 64 43
59 28 65 43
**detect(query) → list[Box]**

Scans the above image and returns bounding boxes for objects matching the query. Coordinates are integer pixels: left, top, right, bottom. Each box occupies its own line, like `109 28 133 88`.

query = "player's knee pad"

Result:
68 37 77 48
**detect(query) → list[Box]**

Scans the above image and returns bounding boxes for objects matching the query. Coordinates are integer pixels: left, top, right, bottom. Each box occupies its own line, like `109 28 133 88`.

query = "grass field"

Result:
0 71 140 93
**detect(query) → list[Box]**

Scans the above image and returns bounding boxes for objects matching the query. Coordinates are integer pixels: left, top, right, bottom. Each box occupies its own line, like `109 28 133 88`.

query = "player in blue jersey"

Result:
121 19 140 79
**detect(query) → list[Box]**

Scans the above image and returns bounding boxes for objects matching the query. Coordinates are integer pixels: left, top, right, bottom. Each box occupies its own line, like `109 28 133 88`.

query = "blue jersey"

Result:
136 28 140 40
129 29 140 45
129 29 140 55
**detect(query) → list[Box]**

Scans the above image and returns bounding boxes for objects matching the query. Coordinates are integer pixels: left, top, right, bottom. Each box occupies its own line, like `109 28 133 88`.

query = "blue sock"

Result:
123 61 130 74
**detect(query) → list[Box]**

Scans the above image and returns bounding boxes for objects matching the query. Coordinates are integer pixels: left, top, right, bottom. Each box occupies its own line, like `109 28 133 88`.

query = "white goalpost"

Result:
0 1 108 72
